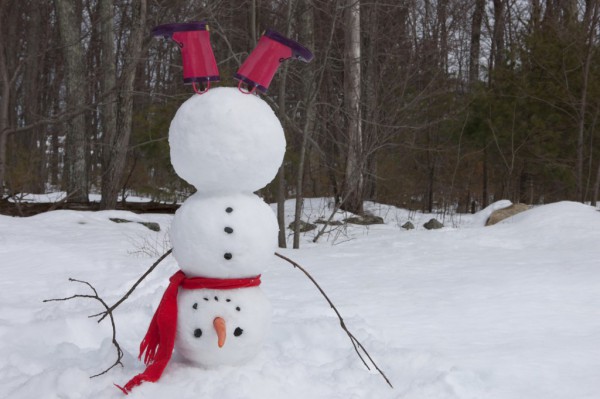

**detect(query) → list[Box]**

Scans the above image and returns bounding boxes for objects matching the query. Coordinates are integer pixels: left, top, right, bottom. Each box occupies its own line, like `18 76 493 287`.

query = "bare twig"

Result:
312 195 351 244
43 249 173 378
92 248 173 322
274 252 393 388
43 278 124 378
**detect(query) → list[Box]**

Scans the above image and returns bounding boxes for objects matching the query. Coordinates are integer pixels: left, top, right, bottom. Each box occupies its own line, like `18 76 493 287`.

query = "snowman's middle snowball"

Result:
170 192 278 279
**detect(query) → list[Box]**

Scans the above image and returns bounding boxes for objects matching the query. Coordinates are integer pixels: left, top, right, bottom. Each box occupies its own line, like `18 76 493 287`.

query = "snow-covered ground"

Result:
1 199 599 399
7 192 154 204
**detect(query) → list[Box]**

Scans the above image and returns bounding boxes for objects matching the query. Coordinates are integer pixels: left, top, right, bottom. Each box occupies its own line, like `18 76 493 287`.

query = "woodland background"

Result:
1 0 600 218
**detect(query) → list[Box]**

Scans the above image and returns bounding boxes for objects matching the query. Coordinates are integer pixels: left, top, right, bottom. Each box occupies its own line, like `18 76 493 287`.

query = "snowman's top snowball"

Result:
169 87 286 192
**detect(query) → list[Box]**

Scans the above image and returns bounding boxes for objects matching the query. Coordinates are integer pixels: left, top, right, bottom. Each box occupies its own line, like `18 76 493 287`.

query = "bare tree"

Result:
100 0 147 209
342 0 363 215
98 0 118 203
55 0 89 203
276 0 295 249
0 4 17 195
3 0 599 213
576 0 599 202
491 0 505 73
292 2 318 249
0 35 15 196
592 159 600 206
469 0 485 85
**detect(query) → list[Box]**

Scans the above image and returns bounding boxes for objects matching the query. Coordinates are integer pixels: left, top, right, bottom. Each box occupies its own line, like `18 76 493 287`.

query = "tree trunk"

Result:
492 0 505 70
592 161 600 207
55 0 89 203
576 1 598 202
248 0 257 48
276 0 294 249
0 130 6 196
99 0 118 207
276 164 287 248
482 146 489 207
469 0 485 85
427 162 435 213
50 127 60 187
342 0 363 215
362 2 379 201
483 0 505 206
100 0 147 209
292 2 318 249
23 2 44 193
0 25 10 195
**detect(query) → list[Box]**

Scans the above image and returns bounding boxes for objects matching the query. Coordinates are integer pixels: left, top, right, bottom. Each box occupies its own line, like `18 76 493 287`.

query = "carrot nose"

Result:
213 317 226 348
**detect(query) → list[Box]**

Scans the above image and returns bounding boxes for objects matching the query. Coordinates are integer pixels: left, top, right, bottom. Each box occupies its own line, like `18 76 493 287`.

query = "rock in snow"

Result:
485 203 530 226
423 218 443 230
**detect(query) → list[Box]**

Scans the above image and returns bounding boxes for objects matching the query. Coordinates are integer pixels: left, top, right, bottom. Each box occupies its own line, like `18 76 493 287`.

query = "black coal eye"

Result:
236 306 241 312
234 327 243 337
194 328 202 338
192 303 198 309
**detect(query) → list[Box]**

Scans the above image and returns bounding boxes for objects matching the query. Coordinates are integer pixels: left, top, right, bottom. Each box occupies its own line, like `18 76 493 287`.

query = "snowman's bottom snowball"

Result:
175 287 271 368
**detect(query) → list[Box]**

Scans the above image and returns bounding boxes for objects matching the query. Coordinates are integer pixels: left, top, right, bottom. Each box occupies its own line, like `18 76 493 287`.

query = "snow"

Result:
7 192 155 204
1 199 599 398
168 88 286 192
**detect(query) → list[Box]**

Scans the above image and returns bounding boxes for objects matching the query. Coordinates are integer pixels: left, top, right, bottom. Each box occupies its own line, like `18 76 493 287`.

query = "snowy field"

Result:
7 192 154 204
1 198 599 399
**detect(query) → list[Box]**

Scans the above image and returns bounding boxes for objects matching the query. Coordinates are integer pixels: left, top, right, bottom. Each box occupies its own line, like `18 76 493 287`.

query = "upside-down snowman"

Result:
119 22 312 394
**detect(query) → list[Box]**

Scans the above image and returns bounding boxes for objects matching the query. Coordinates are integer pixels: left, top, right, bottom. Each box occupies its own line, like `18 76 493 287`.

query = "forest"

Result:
1 0 600 215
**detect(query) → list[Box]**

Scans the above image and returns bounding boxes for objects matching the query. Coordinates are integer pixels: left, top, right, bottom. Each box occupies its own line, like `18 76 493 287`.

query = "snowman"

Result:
119 24 312 394
118 88 285 394
169 87 285 368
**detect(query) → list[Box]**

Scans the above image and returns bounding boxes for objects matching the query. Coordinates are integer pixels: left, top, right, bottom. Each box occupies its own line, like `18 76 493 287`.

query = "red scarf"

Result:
117 270 261 394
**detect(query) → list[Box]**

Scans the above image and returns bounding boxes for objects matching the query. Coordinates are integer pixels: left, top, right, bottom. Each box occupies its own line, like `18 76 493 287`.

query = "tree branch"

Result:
43 278 123 378
312 195 349 243
43 249 173 378
274 252 393 388
92 248 172 322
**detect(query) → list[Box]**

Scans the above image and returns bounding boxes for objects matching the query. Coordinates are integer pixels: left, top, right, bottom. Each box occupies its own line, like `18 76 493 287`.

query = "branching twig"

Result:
43 249 173 378
312 198 347 243
92 248 173 322
43 278 123 378
274 252 393 388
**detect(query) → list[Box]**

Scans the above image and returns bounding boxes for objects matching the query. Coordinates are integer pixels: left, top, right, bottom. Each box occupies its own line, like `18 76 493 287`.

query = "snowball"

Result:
176 287 271 367
170 192 278 279
169 87 286 192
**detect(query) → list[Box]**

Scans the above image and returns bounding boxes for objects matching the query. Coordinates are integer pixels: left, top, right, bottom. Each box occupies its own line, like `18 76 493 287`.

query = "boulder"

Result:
402 221 415 230
344 214 384 225
423 218 443 230
109 217 130 224
288 220 317 232
314 218 343 226
109 217 161 232
139 221 161 232
486 203 530 226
